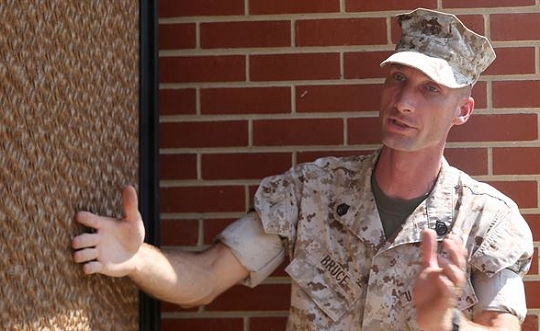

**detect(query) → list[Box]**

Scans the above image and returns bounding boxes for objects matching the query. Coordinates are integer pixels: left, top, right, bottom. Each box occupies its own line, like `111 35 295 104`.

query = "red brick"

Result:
529 247 538 276
206 284 291 311
160 153 197 180
522 314 539 331
348 117 382 145
443 148 488 176
344 51 393 79
471 82 487 109
487 181 537 209
457 15 486 36
248 185 259 208
159 89 196 116
161 318 243 331
202 153 292 180
525 281 540 309
201 21 291 49
484 47 535 75
444 0 534 8
525 214 540 241
203 218 237 245
448 114 538 143
493 81 540 108
159 0 244 17
269 260 290 278
160 219 199 246
160 186 246 213
493 147 540 175
491 13 540 41
296 18 386 46
160 121 248 148
297 150 375 164
250 53 340 81
160 56 245 83
159 23 196 50
253 118 343 146
201 87 291 115
249 0 339 14
346 0 436 12
296 84 382 113
250 317 288 331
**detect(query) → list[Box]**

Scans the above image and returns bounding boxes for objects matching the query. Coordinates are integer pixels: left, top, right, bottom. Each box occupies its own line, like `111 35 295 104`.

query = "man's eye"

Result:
425 84 440 93
393 72 406 81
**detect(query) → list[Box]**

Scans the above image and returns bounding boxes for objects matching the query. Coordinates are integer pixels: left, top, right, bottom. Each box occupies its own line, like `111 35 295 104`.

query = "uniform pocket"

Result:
285 241 362 322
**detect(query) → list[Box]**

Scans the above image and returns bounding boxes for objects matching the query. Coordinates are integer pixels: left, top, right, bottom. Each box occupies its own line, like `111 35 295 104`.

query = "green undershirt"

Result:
371 175 427 240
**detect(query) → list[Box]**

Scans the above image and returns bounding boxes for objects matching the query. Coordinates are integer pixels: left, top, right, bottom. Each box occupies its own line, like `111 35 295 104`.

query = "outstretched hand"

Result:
414 229 467 331
72 186 145 277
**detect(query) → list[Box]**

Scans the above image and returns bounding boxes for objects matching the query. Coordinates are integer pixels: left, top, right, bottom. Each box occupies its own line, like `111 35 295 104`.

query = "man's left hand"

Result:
414 229 468 331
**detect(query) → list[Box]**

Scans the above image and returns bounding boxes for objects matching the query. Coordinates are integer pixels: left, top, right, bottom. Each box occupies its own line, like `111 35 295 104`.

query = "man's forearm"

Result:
460 310 521 331
128 242 249 307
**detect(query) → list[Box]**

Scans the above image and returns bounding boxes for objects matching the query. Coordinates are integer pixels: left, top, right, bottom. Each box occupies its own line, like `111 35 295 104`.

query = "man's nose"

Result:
394 85 416 113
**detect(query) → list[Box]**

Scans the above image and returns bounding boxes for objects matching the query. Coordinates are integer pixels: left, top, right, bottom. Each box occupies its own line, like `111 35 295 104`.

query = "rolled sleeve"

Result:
216 212 285 288
471 268 528 322
468 205 533 322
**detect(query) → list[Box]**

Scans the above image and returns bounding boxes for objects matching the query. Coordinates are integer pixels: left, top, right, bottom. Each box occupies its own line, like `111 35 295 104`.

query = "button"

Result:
336 203 350 216
435 220 448 236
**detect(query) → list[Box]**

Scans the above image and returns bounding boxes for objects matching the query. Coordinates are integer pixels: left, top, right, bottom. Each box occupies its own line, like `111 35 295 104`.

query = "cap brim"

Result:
380 51 469 88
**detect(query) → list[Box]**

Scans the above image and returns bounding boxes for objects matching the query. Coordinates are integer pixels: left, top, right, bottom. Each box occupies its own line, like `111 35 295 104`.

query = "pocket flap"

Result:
285 241 362 322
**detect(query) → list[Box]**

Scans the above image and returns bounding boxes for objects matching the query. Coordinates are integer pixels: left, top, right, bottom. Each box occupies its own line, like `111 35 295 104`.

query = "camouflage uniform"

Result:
235 150 532 330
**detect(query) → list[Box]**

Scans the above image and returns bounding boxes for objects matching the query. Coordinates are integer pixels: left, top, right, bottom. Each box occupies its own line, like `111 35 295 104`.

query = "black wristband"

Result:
452 309 460 331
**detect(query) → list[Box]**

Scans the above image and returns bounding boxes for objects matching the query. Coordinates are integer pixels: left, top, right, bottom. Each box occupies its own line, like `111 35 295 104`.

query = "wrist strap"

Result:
452 309 460 331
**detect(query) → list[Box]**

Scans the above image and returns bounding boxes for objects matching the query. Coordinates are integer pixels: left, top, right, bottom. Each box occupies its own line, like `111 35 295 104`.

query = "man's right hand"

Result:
72 186 145 278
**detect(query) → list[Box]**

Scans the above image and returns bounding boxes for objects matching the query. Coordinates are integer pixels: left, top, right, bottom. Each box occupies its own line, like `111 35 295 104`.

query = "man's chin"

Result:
381 137 416 152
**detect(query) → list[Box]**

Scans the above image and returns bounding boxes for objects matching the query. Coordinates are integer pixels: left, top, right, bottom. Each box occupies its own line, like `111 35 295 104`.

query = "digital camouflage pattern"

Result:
254 150 532 330
391 8 496 86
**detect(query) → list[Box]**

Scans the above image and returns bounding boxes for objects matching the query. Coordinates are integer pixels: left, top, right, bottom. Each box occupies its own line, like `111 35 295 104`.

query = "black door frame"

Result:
139 0 160 329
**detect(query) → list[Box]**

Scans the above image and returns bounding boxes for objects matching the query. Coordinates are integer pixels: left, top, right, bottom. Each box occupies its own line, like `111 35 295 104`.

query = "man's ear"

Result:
453 96 474 126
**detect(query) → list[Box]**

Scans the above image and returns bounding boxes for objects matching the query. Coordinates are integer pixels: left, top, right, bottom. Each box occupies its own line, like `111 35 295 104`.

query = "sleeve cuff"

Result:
216 212 285 288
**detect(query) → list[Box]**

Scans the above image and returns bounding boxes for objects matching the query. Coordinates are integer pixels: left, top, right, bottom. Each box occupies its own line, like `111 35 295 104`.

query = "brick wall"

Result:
157 1 540 330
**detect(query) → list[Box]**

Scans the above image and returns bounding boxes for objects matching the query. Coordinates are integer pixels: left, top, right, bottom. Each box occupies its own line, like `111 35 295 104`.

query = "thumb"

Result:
122 185 140 222
421 229 438 268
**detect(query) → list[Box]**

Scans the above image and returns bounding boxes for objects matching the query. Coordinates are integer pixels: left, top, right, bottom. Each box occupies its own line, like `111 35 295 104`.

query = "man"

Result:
72 8 533 330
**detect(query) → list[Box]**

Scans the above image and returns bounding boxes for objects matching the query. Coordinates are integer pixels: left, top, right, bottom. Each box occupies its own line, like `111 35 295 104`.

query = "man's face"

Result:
379 64 473 153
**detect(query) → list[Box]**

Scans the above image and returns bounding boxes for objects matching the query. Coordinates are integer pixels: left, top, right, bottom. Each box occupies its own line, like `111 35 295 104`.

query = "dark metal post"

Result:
139 0 160 329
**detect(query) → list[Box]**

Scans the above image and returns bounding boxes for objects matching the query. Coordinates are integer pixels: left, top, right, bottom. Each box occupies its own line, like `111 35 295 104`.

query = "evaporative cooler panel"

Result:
0 1 140 329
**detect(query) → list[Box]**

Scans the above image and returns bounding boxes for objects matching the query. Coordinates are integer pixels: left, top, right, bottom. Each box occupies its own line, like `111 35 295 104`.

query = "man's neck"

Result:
374 146 443 200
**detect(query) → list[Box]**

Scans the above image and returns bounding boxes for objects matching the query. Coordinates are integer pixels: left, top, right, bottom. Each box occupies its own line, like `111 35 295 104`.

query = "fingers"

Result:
72 233 99 250
72 238 103 275
421 229 468 291
442 234 467 271
73 247 98 263
433 270 461 303
122 185 140 222
82 261 103 275
421 229 438 268
438 234 467 289
75 211 101 229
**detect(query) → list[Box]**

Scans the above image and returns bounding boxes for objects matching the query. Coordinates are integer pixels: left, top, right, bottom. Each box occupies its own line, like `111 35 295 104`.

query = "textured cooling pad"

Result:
0 1 140 329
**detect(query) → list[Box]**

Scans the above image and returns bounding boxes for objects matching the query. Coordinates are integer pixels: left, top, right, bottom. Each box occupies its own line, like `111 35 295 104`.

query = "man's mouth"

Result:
389 118 413 129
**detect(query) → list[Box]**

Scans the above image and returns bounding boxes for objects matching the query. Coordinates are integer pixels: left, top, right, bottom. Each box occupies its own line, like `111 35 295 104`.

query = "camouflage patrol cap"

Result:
380 8 496 88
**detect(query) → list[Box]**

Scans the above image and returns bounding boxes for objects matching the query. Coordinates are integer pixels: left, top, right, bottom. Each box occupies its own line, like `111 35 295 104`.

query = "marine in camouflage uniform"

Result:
217 8 533 330
220 150 531 330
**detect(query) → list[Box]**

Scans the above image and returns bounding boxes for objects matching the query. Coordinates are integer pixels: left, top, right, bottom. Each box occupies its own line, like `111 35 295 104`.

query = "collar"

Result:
333 151 459 254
